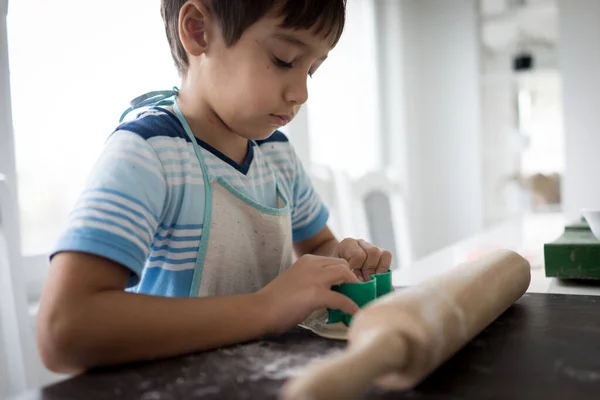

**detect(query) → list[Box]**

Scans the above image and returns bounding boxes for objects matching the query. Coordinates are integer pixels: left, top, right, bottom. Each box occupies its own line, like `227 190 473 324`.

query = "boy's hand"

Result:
257 254 360 334
333 238 392 282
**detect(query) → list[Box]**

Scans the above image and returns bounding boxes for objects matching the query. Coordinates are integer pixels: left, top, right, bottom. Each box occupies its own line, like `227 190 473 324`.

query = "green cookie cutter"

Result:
327 270 393 326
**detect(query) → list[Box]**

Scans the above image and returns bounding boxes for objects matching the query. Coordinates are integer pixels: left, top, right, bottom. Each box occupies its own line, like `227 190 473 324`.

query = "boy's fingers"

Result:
358 240 381 271
343 245 367 271
322 291 359 316
375 249 393 274
321 264 360 285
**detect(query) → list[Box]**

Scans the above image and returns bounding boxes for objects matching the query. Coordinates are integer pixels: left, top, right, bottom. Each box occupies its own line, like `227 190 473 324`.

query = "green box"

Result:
544 219 600 279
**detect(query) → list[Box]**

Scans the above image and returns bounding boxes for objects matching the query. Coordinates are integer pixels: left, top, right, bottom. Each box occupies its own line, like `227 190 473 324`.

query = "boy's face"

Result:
196 15 335 140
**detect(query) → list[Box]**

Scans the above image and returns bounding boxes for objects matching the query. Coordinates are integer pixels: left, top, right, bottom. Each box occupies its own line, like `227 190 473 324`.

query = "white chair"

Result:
0 269 9 400
0 174 67 396
332 170 413 270
0 173 40 397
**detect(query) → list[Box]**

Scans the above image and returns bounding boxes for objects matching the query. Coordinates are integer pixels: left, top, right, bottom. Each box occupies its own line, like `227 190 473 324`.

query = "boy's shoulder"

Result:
113 108 300 176
115 107 187 142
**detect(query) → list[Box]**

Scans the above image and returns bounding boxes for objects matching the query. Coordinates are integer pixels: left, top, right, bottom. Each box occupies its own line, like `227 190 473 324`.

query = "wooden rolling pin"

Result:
282 249 530 400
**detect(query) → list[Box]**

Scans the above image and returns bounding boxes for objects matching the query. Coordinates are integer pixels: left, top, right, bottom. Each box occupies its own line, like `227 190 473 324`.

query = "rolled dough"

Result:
299 309 348 340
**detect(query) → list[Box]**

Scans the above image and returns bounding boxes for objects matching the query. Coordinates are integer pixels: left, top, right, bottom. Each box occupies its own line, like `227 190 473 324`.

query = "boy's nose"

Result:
284 77 309 106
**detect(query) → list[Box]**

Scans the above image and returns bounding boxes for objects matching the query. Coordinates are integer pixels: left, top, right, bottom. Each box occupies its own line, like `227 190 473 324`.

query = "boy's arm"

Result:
294 225 338 257
37 251 271 373
37 251 359 374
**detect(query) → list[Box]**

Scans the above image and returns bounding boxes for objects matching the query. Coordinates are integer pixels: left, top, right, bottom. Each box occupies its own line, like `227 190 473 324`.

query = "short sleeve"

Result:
51 130 167 287
290 151 330 242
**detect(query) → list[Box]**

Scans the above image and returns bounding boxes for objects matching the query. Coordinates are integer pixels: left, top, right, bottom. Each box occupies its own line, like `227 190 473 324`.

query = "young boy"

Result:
37 0 392 373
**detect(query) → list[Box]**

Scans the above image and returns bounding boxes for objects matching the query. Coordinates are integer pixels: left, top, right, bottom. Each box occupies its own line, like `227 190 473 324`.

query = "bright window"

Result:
517 71 564 175
8 0 178 255
306 0 381 177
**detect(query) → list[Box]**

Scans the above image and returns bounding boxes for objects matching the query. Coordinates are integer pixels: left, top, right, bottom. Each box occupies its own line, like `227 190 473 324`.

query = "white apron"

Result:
172 100 295 296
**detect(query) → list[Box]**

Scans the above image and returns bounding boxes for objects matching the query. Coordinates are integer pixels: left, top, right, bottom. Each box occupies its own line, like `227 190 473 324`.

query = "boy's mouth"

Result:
270 114 292 126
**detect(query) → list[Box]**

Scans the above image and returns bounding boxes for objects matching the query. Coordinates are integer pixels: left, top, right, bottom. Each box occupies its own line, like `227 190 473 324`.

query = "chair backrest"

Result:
0 236 10 400
332 170 413 270
0 174 39 396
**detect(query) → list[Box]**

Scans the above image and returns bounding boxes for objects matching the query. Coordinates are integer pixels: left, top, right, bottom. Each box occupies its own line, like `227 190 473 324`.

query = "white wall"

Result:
397 0 484 258
558 0 600 220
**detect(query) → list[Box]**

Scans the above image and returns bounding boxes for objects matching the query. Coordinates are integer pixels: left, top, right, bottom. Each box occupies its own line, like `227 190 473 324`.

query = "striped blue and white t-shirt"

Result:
52 107 329 297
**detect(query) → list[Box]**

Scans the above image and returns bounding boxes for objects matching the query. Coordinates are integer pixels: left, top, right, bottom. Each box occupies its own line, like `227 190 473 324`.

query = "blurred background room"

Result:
2 0 600 397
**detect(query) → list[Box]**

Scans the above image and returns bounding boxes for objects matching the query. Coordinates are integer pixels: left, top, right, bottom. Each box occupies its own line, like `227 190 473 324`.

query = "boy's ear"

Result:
178 0 213 57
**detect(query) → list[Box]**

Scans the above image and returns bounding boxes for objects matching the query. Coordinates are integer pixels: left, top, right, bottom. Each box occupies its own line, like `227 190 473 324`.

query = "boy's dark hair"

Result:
161 0 347 75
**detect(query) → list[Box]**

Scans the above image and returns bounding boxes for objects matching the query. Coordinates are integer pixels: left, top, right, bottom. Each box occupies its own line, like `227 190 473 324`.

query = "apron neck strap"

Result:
119 87 179 123
172 96 212 175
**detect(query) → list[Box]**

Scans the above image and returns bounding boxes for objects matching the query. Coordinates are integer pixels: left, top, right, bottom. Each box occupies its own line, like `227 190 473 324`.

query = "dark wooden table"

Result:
17 293 600 400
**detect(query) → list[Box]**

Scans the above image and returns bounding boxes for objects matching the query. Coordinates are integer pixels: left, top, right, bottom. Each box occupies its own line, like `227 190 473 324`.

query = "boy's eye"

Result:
274 57 293 69
273 56 315 78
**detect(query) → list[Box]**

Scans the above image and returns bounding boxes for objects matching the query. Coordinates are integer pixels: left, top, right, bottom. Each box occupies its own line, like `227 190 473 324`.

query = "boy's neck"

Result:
176 85 249 166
